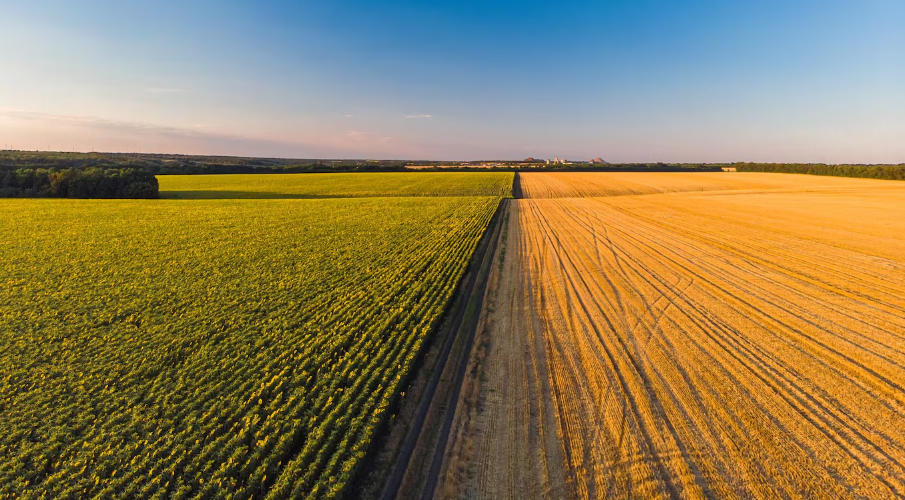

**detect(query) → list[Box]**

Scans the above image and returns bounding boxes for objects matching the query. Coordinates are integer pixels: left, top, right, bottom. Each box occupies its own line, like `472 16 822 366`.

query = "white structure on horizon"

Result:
554 156 559 164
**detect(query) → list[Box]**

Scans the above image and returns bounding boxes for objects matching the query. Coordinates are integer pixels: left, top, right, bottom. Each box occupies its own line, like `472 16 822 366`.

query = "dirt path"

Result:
435 173 905 499
380 200 506 500
436 201 574 500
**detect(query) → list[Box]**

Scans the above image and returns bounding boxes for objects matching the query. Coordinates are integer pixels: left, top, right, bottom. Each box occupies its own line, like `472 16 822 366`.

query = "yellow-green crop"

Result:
0 172 511 499
158 172 513 198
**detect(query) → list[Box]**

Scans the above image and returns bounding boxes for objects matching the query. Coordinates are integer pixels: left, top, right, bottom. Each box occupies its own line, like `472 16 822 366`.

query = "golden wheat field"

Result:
439 172 905 499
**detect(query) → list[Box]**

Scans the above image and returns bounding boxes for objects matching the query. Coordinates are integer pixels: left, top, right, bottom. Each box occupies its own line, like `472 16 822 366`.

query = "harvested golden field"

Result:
439 173 905 499
517 170 903 198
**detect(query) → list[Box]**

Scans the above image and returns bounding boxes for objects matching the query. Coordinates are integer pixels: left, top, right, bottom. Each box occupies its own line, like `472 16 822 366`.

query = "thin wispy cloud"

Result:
0 108 197 135
347 130 392 145
405 114 432 119
341 113 354 118
0 107 362 157
144 87 188 94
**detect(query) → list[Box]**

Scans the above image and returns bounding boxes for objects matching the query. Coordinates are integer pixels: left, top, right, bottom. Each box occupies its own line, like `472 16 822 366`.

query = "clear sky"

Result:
1 0 903 162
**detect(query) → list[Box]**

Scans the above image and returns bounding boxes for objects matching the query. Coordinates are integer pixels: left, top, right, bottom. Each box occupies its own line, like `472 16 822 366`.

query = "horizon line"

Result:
2 149 904 166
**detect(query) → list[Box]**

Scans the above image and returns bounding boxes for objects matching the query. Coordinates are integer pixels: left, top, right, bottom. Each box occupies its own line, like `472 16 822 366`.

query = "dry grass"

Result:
439 172 905 499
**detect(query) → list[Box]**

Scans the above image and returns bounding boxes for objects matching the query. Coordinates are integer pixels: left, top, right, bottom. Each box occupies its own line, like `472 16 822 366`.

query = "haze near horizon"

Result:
1 0 903 162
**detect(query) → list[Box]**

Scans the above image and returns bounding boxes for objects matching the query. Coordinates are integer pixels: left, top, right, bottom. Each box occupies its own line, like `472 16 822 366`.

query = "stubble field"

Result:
439 172 905 499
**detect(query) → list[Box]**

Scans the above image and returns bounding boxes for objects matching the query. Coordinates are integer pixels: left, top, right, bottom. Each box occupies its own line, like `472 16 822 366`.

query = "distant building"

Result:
545 159 551 165
554 156 559 164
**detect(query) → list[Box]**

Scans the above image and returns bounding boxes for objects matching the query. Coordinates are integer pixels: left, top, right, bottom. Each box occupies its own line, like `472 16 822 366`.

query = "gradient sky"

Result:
1 0 903 161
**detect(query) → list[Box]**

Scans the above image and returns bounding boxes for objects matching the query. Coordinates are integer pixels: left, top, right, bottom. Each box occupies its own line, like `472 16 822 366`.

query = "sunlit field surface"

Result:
441 172 905 499
517 170 904 198
158 172 513 199
0 173 511 499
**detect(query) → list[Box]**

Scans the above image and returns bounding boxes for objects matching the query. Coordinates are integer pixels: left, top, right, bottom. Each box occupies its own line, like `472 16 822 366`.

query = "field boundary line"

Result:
377 199 506 500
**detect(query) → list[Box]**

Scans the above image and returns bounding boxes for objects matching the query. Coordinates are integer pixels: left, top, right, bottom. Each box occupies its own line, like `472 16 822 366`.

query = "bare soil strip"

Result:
374 200 506 500
437 173 905 499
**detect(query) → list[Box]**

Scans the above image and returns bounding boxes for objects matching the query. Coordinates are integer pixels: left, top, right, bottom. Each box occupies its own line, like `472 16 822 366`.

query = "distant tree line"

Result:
412 163 724 172
734 163 905 181
0 151 733 176
6 151 905 186
0 168 159 198
0 151 410 175
512 163 722 172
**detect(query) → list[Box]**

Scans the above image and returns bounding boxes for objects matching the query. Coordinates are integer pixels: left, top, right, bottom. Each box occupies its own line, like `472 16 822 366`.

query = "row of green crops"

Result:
157 172 514 199
0 173 511 499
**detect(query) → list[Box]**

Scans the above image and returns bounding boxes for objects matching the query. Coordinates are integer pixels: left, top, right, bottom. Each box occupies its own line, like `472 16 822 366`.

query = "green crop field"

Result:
0 173 511 499
158 172 513 199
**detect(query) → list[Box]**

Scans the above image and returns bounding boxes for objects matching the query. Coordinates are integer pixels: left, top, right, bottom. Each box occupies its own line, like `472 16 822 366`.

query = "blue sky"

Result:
1 0 903 161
